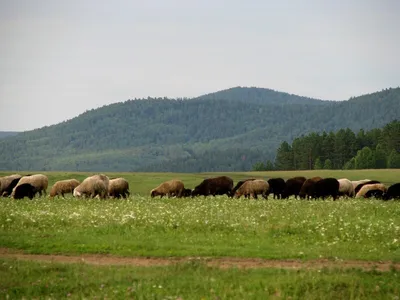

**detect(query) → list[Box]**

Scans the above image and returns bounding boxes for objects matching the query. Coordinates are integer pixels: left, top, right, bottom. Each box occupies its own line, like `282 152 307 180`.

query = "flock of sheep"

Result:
150 176 400 201
0 174 129 199
0 173 399 201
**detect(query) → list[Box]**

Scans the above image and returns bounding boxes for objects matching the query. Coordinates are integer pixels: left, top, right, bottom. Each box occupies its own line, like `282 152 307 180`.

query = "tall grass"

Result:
1 258 399 299
0 196 398 260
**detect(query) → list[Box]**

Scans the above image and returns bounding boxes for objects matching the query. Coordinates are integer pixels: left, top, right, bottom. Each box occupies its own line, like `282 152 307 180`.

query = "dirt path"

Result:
0 248 398 272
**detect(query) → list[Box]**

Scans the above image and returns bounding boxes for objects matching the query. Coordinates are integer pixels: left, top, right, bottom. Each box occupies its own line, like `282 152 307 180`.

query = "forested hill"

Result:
0 132 18 139
195 86 328 105
0 87 399 172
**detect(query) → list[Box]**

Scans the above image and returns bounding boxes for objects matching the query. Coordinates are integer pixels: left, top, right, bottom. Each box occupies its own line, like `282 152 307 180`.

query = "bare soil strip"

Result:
0 248 398 271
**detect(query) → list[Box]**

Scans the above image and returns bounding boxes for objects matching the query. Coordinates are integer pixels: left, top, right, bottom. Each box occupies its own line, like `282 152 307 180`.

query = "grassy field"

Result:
1 258 399 299
0 196 399 260
0 169 399 299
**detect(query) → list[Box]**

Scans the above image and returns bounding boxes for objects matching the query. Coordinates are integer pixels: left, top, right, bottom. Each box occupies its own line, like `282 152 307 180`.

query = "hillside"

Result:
0 132 18 139
0 87 399 172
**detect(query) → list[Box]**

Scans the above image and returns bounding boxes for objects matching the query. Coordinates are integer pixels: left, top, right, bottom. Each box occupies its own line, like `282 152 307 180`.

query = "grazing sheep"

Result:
49 179 80 198
351 179 371 191
355 183 387 198
192 176 233 197
92 174 109 190
364 189 385 199
230 179 256 198
150 179 184 198
1 177 22 197
11 174 48 198
0 174 22 196
338 178 355 198
234 179 269 199
182 188 192 197
299 177 323 199
73 175 108 199
383 183 400 200
282 177 307 199
354 180 381 195
12 183 38 200
108 178 130 199
267 178 286 199
313 178 340 200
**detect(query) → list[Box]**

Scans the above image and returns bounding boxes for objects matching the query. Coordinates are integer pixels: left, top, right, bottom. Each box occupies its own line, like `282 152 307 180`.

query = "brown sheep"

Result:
351 179 371 191
0 174 22 197
299 177 322 199
108 178 130 199
235 180 269 199
49 179 80 198
73 175 108 199
11 174 48 198
355 183 387 198
150 179 184 198
92 174 109 190
338 178 355 197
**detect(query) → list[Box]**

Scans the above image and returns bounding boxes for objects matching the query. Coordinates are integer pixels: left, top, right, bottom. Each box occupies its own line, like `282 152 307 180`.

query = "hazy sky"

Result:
1 0 399 131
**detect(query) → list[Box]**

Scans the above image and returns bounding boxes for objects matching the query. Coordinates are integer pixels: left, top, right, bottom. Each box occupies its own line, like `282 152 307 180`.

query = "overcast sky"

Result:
0 0 399 131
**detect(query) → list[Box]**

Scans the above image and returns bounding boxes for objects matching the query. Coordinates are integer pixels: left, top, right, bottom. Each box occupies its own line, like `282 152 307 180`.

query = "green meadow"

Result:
1 258 399 299
0 169 399 299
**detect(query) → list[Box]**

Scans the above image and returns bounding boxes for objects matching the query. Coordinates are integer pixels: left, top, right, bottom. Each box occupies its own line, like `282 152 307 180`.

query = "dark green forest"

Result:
0 86 399 172
255 120 400 171
0 132 18 139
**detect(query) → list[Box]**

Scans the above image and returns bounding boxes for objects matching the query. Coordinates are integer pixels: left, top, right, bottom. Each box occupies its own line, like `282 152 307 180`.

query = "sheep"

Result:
192 176 233 197
150 179 184 198
92 174 109 190
0 174 22 196
364 189 385 199
313 178 340 200
351 179 371 191
354 180 381 195
234 179 269 199
299 177 322 199
338 178 355 198
11 174 48 198
182 188 192 197
230 178 256 198
108 178 130 199
73 175 108 199
282 177 307 199
49 179 80 198
12 183 38 200
355 183 387 198
383 183 400 200
267 178 286 199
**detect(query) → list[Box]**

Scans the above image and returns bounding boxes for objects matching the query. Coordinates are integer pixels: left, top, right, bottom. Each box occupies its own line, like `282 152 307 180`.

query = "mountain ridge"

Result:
0 86 399 172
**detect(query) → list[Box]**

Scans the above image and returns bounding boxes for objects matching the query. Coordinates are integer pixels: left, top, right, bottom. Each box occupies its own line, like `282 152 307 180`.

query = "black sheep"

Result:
383 183 400 200
192 176 233 197
267 178 286 199
281 177 307 199
12 183 38 200
313 178 340 200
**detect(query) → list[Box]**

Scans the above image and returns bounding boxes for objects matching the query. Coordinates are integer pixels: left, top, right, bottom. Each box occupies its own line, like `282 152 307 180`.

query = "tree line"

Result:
253 120 400 171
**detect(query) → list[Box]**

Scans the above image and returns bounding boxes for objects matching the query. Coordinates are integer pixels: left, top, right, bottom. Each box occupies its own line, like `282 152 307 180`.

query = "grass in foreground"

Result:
0 258 399 299
0 196 399 261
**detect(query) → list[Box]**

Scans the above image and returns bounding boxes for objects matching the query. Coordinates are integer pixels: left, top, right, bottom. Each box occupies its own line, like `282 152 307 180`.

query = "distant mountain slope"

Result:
0 87 399 172
195 86 329 105
0 132 18 139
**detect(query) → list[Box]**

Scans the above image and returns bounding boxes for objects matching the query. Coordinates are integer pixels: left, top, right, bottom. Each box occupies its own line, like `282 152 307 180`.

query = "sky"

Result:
0 0 399 131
